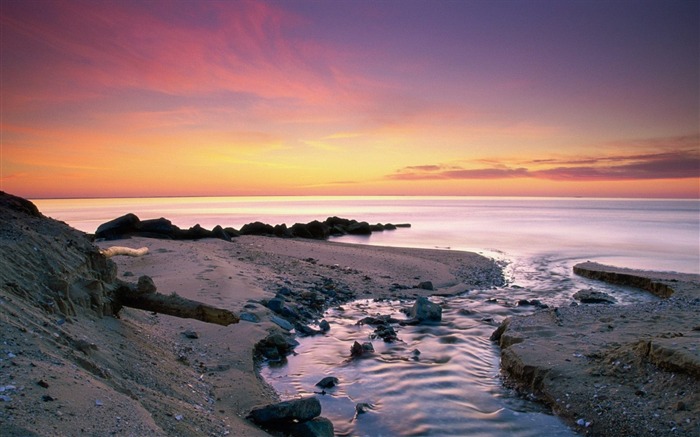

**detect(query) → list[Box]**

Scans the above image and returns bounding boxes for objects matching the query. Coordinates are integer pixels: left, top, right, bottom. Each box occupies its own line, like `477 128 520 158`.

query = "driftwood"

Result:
101 246 149 258
116 276 239 326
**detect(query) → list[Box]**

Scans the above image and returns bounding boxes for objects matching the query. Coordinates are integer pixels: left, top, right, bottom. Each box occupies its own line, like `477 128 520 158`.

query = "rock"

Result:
306 220 330 239
267 298 285 313
319 320 330 332
136 218 176 237
350 341 374 357
409 297 442 322
255 332 299 360
270 315 294 331
239 312 260 323
248 396 322 424
295 323 321 336
211 225 232 241
573 289 617 304
273 224 292 238
288 416 334 437
290 223 314 239
136 275 157 294
180 224 213 240
240 221 275 236
347 221 371 235
95 213 140 239
37 380 49 388
417 281 434 291
516 299 549 309
315 376 339 389
355 402 373 414
182 329 198 339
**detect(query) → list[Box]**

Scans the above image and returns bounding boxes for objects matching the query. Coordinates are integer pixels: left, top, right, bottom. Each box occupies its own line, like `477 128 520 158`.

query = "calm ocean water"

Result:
33 196 699 436
34 196 699 274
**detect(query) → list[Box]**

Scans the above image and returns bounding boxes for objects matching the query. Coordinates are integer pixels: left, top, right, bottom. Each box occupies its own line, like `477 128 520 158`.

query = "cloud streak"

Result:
388 143 700 182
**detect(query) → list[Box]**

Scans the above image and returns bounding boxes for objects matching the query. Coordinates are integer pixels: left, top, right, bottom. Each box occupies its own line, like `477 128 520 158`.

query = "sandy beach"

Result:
2 192 698 436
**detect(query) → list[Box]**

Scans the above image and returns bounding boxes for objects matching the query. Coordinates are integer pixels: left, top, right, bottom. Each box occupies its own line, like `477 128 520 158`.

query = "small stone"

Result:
95 399 103 406
7 352 16 358
239 312 260 323
0 395 11 402
182 330 199 339
319 320 330 332
355 402 373 414
42 395 56 402
37 380 49 388
316 376 339 389
175 414 184 421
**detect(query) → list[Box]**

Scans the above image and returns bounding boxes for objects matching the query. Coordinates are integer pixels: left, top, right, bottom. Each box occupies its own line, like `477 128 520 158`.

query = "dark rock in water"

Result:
306 220 330 239
295 322 322 336
288 416 334 437
350 341 374 357
374 324 398 342
370 223 385 232
95 213 140 239
290 222 313 239
315 376 339 389
248 396 322 424
355 402 374 415
409 296 442 322
417 281 434 291
255 332 298 360
358 315 401 325
240 221 275 235
573 289 617 304
319 319 331 332
517 299 549 309
384 223 397 230
347 221 371 235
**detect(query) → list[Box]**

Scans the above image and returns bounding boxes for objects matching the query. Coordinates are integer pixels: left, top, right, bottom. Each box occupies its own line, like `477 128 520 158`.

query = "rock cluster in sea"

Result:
94 213 410 241
248 396 334 437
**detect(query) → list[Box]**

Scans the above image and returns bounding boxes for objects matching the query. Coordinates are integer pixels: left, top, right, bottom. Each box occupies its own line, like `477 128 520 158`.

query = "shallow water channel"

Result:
261 253 659 436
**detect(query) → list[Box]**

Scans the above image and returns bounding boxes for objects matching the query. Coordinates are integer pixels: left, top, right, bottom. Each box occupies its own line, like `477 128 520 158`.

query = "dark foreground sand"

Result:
1 192 698 436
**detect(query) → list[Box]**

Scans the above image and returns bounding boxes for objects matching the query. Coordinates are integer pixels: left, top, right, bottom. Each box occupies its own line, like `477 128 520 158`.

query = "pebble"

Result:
175 414 184 421
95 399 103 406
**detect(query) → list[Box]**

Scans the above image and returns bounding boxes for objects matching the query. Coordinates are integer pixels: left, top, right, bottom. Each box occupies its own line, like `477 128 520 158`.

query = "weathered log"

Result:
116 280 238 326
100 246 149 258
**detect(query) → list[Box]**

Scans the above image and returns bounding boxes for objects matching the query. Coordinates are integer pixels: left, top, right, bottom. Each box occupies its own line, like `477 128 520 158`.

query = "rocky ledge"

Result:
492 262 700 436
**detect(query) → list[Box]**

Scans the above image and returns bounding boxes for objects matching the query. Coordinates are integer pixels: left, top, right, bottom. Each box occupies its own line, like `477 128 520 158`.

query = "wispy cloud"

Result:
388 139 700 182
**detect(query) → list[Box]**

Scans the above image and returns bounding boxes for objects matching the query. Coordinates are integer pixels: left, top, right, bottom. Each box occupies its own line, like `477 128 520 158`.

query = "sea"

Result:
33 196 700 436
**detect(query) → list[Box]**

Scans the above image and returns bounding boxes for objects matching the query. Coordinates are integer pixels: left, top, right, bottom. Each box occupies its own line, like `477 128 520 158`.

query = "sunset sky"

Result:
1 0 698 199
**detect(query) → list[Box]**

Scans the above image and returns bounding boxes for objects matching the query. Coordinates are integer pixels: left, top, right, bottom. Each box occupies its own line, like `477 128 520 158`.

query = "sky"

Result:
1 0 698 199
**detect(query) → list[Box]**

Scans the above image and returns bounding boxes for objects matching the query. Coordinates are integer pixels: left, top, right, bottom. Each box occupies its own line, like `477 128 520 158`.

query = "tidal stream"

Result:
261 253 659 436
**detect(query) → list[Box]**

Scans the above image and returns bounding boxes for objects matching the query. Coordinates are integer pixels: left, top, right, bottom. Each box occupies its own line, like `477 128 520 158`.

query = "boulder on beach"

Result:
573 288 617 304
